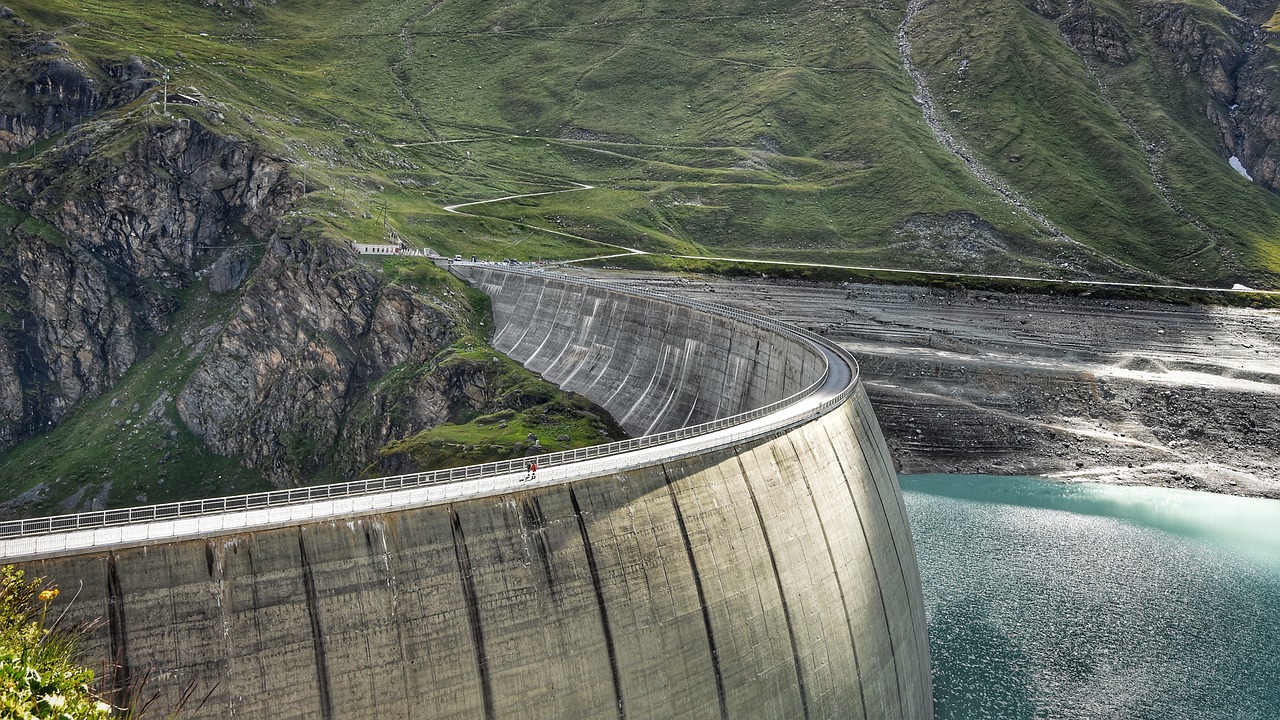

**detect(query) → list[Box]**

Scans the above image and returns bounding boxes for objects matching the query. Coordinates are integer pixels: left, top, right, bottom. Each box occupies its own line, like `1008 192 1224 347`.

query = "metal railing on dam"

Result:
0 266 860 549
7 265 933 720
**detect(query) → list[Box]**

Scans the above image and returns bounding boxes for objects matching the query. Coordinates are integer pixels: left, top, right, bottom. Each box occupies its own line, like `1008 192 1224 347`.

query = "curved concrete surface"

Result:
13 269 932 719
456 266 828 436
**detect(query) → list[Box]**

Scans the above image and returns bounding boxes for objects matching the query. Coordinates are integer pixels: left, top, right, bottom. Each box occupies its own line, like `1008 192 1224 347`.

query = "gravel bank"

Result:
594 271 1280 499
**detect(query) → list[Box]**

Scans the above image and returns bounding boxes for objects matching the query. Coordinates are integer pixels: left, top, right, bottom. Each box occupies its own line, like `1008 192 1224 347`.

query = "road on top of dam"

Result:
0 330 854 561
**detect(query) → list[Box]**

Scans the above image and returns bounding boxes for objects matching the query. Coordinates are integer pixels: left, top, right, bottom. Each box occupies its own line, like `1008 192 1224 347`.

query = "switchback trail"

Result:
441 182 595 213
441 182 647 259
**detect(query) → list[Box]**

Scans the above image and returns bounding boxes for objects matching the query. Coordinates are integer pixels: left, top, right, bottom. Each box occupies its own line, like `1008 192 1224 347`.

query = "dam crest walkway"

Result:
0 267 859 561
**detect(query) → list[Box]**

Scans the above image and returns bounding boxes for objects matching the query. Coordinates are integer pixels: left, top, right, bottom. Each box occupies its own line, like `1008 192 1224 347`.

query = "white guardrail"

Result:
0 266 860 541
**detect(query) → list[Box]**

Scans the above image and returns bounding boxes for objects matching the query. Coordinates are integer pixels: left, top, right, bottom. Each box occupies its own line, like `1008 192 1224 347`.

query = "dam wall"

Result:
16 270 933 719
455 266 827 436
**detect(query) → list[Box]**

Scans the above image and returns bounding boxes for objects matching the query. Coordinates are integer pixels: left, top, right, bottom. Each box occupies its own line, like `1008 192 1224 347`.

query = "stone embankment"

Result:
18 270 933 720
615 272 1280 499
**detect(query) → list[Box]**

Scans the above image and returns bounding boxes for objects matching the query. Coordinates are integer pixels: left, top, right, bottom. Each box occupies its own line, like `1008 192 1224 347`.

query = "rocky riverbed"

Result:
594 271 1280 499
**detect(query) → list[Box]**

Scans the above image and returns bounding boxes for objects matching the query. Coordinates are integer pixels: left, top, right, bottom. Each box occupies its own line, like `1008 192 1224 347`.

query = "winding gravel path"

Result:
441 182 596 213
440 182 646 257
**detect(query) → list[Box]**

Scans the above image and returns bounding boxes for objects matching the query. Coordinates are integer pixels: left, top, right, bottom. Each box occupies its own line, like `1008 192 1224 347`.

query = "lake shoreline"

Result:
588 270 1280 500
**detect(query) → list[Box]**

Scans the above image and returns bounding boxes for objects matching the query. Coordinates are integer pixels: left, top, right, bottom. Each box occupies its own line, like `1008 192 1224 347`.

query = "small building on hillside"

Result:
353 242 401 256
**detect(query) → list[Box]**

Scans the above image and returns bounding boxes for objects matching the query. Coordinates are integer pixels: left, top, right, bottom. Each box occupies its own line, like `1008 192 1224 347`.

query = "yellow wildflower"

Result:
38 587 59 602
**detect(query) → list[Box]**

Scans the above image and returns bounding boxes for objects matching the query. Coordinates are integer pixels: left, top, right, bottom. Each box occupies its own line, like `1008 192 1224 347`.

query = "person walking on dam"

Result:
526 461 537 481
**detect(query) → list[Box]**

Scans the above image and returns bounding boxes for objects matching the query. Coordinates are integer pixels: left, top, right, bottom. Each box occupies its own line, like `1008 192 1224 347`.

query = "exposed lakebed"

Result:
607 271 1280 499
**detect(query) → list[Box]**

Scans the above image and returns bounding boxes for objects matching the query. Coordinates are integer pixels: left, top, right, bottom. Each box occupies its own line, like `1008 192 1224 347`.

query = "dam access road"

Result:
601 270 1280 499
9 267 933 720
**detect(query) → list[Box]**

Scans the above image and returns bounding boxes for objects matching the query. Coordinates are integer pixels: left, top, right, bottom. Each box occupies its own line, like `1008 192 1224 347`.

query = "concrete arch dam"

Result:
10 267 932 720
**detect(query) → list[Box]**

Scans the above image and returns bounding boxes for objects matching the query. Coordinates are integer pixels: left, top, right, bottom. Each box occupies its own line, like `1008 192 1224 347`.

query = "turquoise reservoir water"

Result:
901 474 1280 720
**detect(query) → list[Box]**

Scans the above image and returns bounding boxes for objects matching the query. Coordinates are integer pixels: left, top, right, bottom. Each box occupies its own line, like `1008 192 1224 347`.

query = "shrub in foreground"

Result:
0 565 111 719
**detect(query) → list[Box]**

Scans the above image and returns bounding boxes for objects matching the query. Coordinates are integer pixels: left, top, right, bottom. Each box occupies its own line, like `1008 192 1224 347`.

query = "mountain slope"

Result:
2 0 1279 513
907 0 1280 282
0 2 630 516
7 0 1279 282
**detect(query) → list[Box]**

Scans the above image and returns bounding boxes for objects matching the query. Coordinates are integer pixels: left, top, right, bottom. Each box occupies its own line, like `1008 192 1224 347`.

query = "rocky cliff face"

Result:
176 230 472 484
1138 3 1252 147
1133 2 1280 193
1139 2 1249 97
0 118 296 449
1 8 153 154
0 15 518 496
1233 56 1280 189
0 105 521 492
1030 0 1139 66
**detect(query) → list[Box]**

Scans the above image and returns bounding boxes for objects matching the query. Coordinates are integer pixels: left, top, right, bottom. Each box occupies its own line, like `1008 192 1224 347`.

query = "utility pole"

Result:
144 56 170 116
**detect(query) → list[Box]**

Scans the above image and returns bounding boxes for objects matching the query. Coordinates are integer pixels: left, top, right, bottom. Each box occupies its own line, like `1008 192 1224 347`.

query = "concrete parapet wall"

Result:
26 387 930 719
456 267 827 436
18 270 932 719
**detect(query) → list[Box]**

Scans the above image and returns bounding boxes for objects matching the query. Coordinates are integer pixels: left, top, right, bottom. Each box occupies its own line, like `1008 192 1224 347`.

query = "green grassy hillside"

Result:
909 0 1280 282
8 0 1276 285
2 0 1279 513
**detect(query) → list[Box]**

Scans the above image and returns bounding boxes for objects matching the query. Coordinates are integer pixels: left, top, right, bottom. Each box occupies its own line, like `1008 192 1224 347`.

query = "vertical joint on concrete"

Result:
825 426 907 718
298 531 335 720
663 467 730 720
449 507 496 720
735 456 811 720
519 497 558 599
569 488 626 720
786 434 872 720
106 552 131 709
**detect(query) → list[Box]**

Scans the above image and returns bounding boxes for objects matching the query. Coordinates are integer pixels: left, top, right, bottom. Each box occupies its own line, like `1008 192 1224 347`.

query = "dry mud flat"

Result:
596 271 1280 499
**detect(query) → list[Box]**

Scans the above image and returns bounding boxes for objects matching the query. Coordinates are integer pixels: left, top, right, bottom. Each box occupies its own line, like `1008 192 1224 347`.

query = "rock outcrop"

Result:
0 119 297 450
1133 1 1280 193
1 6 153 154
1031 0 1139 65
1232 54 1280 189
1138 4 1248 121
0 108 519 488
176 231 465 483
